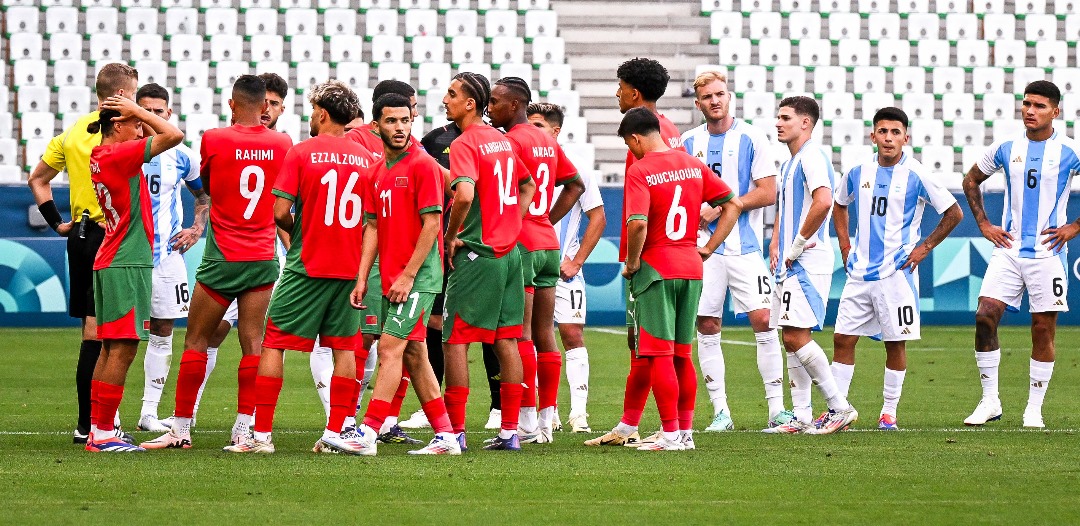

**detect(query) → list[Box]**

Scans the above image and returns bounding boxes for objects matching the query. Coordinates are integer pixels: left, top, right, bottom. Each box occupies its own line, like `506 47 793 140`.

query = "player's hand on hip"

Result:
55 221 74 237
621 259 640 279
388 276 414 304
350 280 368 310
900 244 931 272
698 246 713 262
170 227 201 254
560 257 581 281
1041 224 1080 252
769 247 779 273
446 236 464 269
978 222 1013 248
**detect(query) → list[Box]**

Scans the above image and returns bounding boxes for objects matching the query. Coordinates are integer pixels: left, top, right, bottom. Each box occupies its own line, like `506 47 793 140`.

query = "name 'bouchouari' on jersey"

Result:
775 141 836 280
835 154 957 281
200 124 293 263
681 119 773 256
144 143 200 266
977 131 1080 259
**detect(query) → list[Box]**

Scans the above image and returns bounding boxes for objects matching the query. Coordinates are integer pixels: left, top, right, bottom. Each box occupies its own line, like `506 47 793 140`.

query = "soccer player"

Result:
142 75 293 449
85 95 185 452
766 96 857 435
488 77 585 443
832 107 963 430
132 83 210 433
681 71 782 432
225 81 371 454
586 57 684 447
527 102 607 434
617 107 742 451
961 81 1080 429
441 72 536 451
259 72 289 130
348 93 459 455
28 63 140 444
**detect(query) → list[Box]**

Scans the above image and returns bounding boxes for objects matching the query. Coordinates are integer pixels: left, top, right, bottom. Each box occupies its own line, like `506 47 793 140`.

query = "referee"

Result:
27 63 141 444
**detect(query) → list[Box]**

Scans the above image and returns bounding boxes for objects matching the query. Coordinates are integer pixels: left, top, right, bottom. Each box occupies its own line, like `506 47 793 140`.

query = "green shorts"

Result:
382 292 436 341
624 279 635 327
196 259 280 306
361 260 383 335
520 245 561 290
263 270 362 352
628 262 701 358
94 266 151 341
443 248 525 344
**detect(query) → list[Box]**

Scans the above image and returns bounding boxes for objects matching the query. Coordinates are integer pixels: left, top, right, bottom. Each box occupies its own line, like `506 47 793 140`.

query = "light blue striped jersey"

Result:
554 169 604 264
681 119 774 256
143 144 200 266
977 130 1080 259
835 153 956 281
775 141 836 281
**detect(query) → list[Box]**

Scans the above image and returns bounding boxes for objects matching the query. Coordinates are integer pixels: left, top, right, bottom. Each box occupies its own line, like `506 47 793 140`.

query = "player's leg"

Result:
880 341 906 430
517 287 538 437
730 253 787 422
621 280 652 436
169 282 229 436
832 278 879 401
88 339 143 452
401 291 448 430
556 276 590 432
140 318 175 432
533 286 561 438
675 279 702 448
69 223 104 444
310 341 334 421
831 334 859 399
695 254 729 430
484 249 526 450
966 252 1022 425
876 270 920 430
1025 312 1057 428
403 339 460 455
192 316 232 422
633 277 684 451
481 342 503 429
767 279 813 427
226 346 283 454
233 285 274 442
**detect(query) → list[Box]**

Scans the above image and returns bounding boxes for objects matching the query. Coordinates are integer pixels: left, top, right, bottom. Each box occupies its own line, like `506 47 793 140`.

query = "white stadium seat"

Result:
323 9 358 36
546 89 579 116
1012 67 1047 92
20 113 57 142
931 67 965 95
830 119 865 146
955 40 990 67
45 6 78 34
797 39 832 67
290 34 325 64
531 36 565 65
840 145 872 173
329 35 365 63
906 13 939 40
788 13 822 40
772 65 806 93
1017 0 1045 12
285 8 318 35
901 93 935 120
405 9 439 38
497 63 533 85
779 0 813 11
164 7 199 35
858 0 888 13
129 34 163 63
214 61 250 90
701 0 734 12
1052 69 1080 95
859 92 894 121
412 36 447 64
909 119 944 147
184 114 221 142
919 145 956 174
135 60 168 86
53 60 88 88
57 86 90 116
538 63 572 93
711 12 743 41
1025 14 1057 41
179 87 215 115
400 0 432 8
6 7 39 34
852 66 886 94
296 61 330 92
973 0 1005 14
451 36 485 64
828 13 861 41
85 7 119 34
377 62 412 83
951 119 985 146
8 33 43 62
732 65 766 94
982 14 1016 41
559 117 587 144
444 9 478 38
813 66 846 94
916 40 950 68
749 12 781 40
14 60 48 88
170 34 205 62
124 6 158 35
49 33 84 63
210 34 244 63
366 8 399 37
719 38 752 66
890 66 926 94
243 8 278 36
89 33 123 63
822 92 855 120
944 14 978 41
371 35 405 63
250 35 285 63
757 38 792 66
478 0 511 9
836 39 870 67
174 61 210 89
898 0 930 12
992 40 1026 68
525 10 558 39
875 39 910 67
491 37 525 64
417 62 452 94
971 67 1006 95
17 87 52 115
204 8 239 36
485 9 518 39
1034 41 1068 68
336 62 371 90
440 0 472 9
938 0 970 11
1066 15 1080 42
741 93 777 121
981 93 1016 121
867 13 901 40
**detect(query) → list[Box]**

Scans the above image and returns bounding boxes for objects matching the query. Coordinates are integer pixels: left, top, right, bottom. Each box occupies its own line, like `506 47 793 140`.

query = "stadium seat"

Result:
942 93 975 121
425 92 446 117
48 33 84 63
277 113 302 143
531 36 564 64
1034 41 1068 68
204 8 239 36
901 93 935 120
412 36 447 64
243 8 278 36
973 0 1005 13
822 92 855 120
898 0 930 11
8 33 43 62
135 60 168 86
813 66 846 94
179 87 214 115
909 119 944 147
478 0 511 9
559 117 587 144
858 0 888 12
981 93 1015 121
916 40 951 68
1025 14 1057 42
1054 0 1075 14
445 9 478 38
732 65 766 94
852 66 886 94
323 8 358 36
867 13 900 40
982 14 1016 41
960 145 984 177
130 34 163 63
497 63 533 85
45 6 78 34
20 113 57 142
174 61 210 89
336 62 371 90
417 62 452 94
161 0 195 6
400 0 432 8
371 35 405 64
85 7 119 34
749 12 781 40
788 12 821 40
906 13 939 40
0 165 22 184
931 67 965 95
718 38 752 66
828 13 861 41
53 60 88 88
317 0 352 7
366 8 398 37
184 114 220 142
210 34 244 63
875 39 910 67
890 66 925 94
405 9 439 38
830 118 864 146
1052 69 1080 95
164 7 199 35
285 8 318 35
329 35 365 63
1067 15 1080 42
13 60 48 88
5 6 39 34
1012 67 1047 92
772 65 806 93
16 86 51 115
839 145 872 172
451 36 485 64
89 33 123 64
251 35 284 63
971 67 1006 95
57 86 90 116
919 146 956 174
290 34 325 63
491 36 525 64
538 63 571 93
797 39 831 67
295 61 329 92
561 143 595 171
170 34 205 62
124 6 158 35
1016 0 1046 12
859 92 894 120
214 61 250 90
757 39 792 66
546 89 579 116
837 39 871 66
0 139 18 167
440 0 472 9
955 40 990 67
377 62 412 83
710 12 743 41
821 0 851 12
944 14 978 41
742 0 768 10
778 0 812 10
25 138 51 172
524 10 558 39
1062 97 1080 123
485 9 518 39
951 119 985 146
992 40 1026 68
456 63 492 80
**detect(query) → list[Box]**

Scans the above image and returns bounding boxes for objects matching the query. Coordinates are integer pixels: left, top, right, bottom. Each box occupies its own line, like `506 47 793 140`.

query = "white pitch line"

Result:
588 327 754 346
2 428 1075 436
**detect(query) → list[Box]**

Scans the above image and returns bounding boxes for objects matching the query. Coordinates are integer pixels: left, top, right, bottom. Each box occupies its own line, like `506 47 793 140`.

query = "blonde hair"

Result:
692 71 729 91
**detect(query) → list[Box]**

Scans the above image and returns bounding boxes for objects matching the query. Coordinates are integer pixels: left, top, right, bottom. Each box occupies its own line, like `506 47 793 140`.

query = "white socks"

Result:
1027 358 1055 415
794 341 849 412
519 407 538 433
173 416 192 437
881 368 906 417
831 362 855 399
358 342 377 409
697 332 729 416
193 346 218 418
564 347 590 416
614 421 638 436
538 406 554 430
786 351 813 421
755 330 785 418
142 333 173 416
310 344 334 420
976 349 1001 403
380 416 399 434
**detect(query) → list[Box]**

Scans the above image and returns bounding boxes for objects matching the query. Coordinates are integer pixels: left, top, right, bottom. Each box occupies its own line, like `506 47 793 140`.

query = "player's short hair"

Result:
135 83 170 104
95 63 139 100
872 107 909 128
692 70 728 91
494 76 532 104
453 72 491 115
372 79 416 102
372 93 412 121
617 107 661 138
617 58 669 102
258 72 289 100
308 80 362 125
231 74 267 107
526 102 564 127
1024 80 1062 107
88 108 122 137
779 95 820 126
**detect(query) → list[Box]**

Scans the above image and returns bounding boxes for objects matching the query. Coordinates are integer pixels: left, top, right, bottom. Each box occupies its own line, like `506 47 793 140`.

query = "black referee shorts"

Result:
67 220 105 319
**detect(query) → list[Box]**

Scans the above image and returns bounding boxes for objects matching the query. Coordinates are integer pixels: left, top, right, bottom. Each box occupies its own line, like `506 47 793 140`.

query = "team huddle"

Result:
31 56 1080 454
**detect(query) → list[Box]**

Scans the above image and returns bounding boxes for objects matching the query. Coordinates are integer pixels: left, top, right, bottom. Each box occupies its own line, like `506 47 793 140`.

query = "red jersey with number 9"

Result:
505 123 579 251
449 123 533 258
200 124 293 262
622 148 733 280
272 134 375 279
90 137 154 270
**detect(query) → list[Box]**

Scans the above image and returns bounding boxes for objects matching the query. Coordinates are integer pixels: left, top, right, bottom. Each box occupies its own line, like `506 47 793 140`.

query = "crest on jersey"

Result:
396 177 408 187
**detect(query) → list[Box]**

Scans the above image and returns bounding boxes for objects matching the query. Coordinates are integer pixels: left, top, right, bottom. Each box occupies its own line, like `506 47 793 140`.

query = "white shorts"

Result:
151 251 191 319
698 252 773 318
554 274 587 325
979 250 1068 313
769 271 831 331
835 270 920 341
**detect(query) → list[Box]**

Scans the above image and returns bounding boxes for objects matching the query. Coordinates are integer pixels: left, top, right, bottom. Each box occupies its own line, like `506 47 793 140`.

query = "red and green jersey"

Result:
272 134 375 280
449 122 533 258
363 140 445 294
622 148 734 280
346 125 384 162
199 125 292 262
505 123 579 251
620 112 685 263
90 137 154 270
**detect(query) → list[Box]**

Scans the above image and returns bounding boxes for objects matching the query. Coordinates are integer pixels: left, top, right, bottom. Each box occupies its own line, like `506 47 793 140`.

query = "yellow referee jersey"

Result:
42 111 104 223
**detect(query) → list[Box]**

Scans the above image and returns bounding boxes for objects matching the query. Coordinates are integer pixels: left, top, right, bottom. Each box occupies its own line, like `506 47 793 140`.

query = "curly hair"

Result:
307 80 362 125
616 58 669 102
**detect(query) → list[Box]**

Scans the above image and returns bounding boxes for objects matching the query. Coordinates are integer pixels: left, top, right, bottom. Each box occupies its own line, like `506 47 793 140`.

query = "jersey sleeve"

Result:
803 149 835 193
578 170 604 212
553 145 579 185
416 157 445 215
748 128 774 181
513 150 533 185
199 132 214 180
449 139 478 189
363 169 378 221
623 167 650 223
833 166 857 206
702 162 734 206
41 130 70 171
977 140 1007 177
680 128 695 153
916 168 958 214
178 144 201 182
271 146 301 201
113 138 152 177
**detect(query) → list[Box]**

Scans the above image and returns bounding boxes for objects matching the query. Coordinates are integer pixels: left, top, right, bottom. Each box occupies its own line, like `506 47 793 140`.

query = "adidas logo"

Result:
695 151 704 158
980 373 990 380
1032 381 1045 388
768 378 784 385
152 377 166 385
762 298 772 304
575 385 588 391
780 313 789 320
861 181 871 189
1012 155 1022 163
443 146 451 154
181 305 189 312
901 327 911 335
704 375 715 383
789 380 796 388
573 312 582 318
1055 299 1064 306
315 381 326 389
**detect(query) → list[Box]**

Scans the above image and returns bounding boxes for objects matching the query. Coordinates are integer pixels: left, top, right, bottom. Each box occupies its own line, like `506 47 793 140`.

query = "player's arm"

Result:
517 170 536 219
621 169 648 278
785 186 831 267
102 96 183 158
902 203 963 271
171 185 209 254
549 175 584 225
700 195 744 260
739 175 777 211
562 205 606 281
963 152 1013 248
273 195 295 233
833 202 851 264
28 160 73 237
388 212 440 304
444 180 474 267
622 218 646 279
351 217 379 309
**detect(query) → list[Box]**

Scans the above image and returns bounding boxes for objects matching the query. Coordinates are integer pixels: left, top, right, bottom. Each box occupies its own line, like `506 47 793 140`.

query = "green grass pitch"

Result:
1 326 1078 523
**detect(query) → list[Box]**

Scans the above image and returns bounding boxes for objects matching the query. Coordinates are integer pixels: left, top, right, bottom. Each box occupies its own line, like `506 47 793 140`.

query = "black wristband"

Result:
38 200 64 231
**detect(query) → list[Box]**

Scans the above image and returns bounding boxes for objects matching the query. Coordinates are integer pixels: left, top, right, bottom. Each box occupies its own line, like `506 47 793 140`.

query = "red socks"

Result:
91 381 123 432
499 381 523 431
537 351 562 410
621 351 653 426
253 375 283 434
362 398 391 432
422 397 453 433
650 356 679 433
350 348 370 418
237 355 260 416
389 369 410 418
327 375 353 433
675 355 697 430
174 350 208 419
518 340 537 409
444 385 470 433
